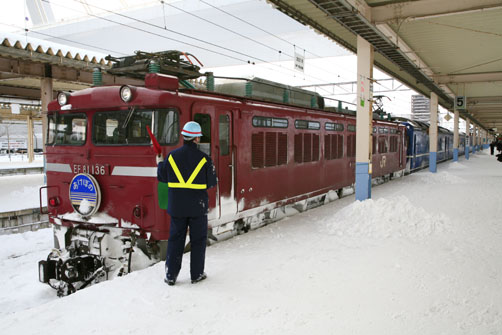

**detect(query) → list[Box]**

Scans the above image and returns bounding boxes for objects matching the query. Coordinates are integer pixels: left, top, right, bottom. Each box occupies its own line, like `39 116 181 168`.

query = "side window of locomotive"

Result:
155 109 179 145
50 113 86 146
219 115 230 156
47 116 56 145
194 114 211 156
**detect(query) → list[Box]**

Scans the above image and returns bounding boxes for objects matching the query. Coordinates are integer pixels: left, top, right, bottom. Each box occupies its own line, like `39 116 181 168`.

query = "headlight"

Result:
120 85 134 102
57 92 70 106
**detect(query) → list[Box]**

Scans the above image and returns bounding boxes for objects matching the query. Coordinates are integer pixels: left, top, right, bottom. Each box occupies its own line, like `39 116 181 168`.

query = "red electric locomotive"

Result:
38 51 406 295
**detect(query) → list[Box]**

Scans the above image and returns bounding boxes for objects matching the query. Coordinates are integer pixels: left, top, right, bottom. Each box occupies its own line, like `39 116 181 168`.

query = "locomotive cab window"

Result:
194 113 211 156
93 109 179 146
47 113 87 146
155 109 180 145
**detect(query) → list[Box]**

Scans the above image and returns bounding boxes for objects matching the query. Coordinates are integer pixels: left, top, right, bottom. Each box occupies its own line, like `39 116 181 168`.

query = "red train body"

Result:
39 73 406 295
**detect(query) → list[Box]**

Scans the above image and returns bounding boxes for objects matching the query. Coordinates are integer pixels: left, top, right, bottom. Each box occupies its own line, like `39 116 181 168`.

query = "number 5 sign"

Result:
455 96 466 110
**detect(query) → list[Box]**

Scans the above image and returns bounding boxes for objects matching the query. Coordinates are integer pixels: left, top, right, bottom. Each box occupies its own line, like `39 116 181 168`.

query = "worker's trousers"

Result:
165 215 207 281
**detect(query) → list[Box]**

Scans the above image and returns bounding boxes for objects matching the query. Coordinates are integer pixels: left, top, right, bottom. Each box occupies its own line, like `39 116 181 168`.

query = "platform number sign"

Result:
455 96 466 110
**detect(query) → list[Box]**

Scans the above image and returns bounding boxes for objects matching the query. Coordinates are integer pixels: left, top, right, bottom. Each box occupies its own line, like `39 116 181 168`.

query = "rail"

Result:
0 166 44 176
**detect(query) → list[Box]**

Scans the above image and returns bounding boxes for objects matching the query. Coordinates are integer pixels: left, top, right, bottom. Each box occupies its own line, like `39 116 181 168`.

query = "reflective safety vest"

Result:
168 155 207 189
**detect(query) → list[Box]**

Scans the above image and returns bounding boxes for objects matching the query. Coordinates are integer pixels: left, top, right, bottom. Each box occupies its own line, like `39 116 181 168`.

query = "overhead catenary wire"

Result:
41 0 347 96
163 0 353 94
41 0 250 64
199 0 358 78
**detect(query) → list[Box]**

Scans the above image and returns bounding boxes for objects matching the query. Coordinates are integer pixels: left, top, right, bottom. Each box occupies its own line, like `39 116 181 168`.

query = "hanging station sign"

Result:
455 96 466 110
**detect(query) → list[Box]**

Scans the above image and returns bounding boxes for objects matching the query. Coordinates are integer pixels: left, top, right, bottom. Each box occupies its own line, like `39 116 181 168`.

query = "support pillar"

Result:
41 77 53 181
355 35 373 202
429 92 438 172
453 110 459 162
27 116 34 162
473 126 478 153
465 118 470 160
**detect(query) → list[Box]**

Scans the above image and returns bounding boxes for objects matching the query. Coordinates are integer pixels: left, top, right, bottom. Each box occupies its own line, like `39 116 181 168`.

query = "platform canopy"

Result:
267 0 502 133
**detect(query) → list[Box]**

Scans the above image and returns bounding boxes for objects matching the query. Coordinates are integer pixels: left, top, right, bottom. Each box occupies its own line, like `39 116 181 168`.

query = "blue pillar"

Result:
465 146 470 160
453 148 458 162
355 162 371 201
429 152 437 172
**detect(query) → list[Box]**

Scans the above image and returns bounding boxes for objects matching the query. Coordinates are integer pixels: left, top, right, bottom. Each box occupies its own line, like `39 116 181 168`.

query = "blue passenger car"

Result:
396 117 467 173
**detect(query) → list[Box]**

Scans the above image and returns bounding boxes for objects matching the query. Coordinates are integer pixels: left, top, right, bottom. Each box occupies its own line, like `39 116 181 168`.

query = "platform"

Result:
1 149 501 334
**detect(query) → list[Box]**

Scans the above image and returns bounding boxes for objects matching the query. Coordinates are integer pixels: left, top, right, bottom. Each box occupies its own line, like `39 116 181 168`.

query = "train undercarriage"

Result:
38 224 158 296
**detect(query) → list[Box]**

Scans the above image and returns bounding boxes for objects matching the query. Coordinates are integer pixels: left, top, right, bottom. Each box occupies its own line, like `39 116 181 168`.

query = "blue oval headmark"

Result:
69 173 101 216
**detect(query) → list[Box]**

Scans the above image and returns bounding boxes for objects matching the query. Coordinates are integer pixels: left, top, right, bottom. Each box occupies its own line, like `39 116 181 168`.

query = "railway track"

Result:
0 166 44 176
0 207 49 235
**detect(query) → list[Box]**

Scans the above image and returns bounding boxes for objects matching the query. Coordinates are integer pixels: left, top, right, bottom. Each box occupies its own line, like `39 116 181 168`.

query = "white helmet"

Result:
181 121 202 138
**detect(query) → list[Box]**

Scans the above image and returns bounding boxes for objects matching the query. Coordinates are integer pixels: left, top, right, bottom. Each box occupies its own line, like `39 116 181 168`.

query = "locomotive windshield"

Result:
47 113 87 146
93 108 179 145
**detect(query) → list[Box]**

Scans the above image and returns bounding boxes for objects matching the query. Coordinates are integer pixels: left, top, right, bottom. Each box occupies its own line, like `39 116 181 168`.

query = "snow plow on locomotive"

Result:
38 51 408 295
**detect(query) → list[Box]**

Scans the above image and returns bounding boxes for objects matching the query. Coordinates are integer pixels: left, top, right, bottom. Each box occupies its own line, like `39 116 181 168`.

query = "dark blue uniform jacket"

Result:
157 141 217 217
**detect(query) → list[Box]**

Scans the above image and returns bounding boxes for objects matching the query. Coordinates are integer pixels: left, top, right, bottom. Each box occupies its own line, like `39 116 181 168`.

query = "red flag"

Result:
146 125 162 155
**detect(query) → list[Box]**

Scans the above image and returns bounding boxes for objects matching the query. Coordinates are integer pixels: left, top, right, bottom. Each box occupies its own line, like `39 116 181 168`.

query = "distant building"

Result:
411 95 430 122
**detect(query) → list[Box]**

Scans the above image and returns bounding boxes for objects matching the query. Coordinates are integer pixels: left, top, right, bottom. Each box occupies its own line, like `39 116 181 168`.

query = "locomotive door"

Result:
215 110 236 219
193 105 236 220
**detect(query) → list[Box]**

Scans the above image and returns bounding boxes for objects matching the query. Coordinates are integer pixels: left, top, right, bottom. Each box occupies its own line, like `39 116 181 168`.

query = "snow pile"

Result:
0 228 53 260
59 211 119 224
324 196 450 239
0 229 55 318
78 199 91 214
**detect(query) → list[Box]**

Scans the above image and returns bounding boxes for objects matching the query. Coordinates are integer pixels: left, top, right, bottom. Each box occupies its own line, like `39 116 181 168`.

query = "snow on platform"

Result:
1 151 502 334
0 174 46 212
0 155 44 170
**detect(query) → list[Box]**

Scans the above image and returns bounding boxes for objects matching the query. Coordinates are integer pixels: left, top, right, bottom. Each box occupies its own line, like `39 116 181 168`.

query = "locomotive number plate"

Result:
73 164 109 176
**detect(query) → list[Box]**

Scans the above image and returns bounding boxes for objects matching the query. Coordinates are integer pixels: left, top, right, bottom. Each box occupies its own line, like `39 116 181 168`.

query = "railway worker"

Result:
156 121 217 286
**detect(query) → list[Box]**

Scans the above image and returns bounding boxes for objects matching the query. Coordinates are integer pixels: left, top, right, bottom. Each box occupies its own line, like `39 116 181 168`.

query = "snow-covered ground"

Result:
0 154 44 169
1 150 502 334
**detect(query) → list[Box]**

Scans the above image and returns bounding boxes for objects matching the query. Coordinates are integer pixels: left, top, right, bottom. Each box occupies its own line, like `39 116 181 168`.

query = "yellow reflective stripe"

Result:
168 155 207 189
186 157 207 185
168 183 207 189
168 155 186 183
